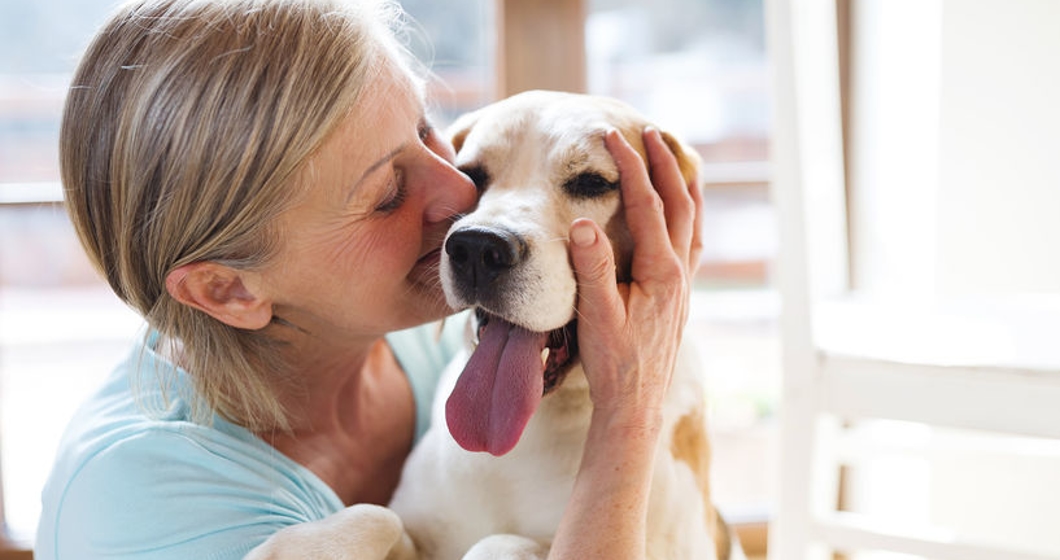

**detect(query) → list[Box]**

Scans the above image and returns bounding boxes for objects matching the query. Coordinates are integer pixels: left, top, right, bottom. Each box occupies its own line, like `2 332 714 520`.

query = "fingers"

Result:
603 128 697 281
686 159 705 274
603 130 672 280
642 128 696 261
569 218 623 329
574 130 697 416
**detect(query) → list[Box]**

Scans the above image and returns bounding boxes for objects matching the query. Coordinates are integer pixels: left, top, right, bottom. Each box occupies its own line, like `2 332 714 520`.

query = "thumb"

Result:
569 219 622 326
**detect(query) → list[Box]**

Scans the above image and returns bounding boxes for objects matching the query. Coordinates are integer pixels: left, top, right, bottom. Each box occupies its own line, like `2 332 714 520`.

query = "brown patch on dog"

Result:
450 125 472 153
448 110 480 154
712 505 733 560
671 409 730 560
603 210 634 282
660 130 702 188
671 409 711 497
614 126 701 185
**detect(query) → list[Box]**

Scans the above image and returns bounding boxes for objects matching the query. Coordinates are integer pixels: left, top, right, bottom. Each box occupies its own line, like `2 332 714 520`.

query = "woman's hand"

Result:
549 127 702 559
568 126 702 425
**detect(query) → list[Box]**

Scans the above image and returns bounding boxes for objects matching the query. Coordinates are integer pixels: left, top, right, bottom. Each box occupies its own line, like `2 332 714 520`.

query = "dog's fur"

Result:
247 91 738 560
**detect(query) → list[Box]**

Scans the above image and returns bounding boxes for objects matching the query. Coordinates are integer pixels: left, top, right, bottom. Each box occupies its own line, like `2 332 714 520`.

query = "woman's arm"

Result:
550 128 702 558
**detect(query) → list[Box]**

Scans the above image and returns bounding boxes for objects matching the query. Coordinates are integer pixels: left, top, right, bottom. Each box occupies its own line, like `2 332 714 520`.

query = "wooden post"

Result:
495 0 587 97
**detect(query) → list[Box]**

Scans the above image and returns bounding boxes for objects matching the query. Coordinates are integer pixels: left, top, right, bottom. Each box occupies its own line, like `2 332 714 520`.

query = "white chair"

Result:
765 1 1060 559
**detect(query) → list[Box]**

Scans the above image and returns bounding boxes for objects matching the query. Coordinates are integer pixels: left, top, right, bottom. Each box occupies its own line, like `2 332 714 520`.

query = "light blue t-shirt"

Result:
35 316 466 560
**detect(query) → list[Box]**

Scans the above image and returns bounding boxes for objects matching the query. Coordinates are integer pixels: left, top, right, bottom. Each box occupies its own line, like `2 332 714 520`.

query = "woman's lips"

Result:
410 247 442 286
418 247 441 267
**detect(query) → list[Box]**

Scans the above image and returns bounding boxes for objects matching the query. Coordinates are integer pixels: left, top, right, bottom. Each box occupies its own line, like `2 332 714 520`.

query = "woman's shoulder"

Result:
35 337 344 560
42 348 340 515
41 335 247 483
36 422 331 559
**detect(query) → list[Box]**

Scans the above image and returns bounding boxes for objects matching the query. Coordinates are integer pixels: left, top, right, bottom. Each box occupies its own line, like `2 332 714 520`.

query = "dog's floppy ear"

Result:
660 130 703 190
447 110 481 155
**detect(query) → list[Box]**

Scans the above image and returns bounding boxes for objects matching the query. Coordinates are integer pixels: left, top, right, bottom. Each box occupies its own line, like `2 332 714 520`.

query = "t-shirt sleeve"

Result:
47 428 339 560
386 311 469 441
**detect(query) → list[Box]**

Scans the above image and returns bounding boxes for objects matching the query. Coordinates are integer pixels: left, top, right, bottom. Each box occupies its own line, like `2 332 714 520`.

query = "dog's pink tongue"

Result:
445 317 548 456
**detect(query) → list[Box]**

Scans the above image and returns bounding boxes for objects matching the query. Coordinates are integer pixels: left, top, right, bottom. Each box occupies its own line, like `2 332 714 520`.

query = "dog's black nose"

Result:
445 227 525 290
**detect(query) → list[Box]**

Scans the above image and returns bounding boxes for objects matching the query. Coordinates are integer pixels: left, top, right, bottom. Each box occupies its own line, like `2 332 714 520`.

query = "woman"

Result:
37 0 702 558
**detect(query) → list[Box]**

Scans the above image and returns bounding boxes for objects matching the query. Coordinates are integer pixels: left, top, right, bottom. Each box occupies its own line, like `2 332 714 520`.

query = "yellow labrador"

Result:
388 90 740 560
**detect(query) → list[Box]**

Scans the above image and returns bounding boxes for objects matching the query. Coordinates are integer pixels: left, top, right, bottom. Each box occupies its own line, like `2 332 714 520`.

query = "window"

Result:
1 1 137 547
835 1 1060 556
768 1 1060 558
400 0 496 125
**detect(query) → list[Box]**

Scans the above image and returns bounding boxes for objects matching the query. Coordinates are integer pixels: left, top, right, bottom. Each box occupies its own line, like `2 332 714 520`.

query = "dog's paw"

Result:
245 504 416 560
462 534 548 560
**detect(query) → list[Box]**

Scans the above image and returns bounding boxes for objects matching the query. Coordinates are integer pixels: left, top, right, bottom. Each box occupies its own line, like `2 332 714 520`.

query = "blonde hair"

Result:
62 0 421 432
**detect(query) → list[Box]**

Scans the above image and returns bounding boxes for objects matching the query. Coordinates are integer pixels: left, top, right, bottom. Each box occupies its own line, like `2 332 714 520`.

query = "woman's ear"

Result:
165 262 273 330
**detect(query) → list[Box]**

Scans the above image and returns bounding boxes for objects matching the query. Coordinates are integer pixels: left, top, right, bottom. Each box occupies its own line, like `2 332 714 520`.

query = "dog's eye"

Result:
563 172 619 199
461 165 490 192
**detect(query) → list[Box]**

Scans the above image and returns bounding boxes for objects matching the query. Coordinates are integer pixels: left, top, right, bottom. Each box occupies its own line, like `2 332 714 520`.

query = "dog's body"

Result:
388 90 737 560
389 333 721 560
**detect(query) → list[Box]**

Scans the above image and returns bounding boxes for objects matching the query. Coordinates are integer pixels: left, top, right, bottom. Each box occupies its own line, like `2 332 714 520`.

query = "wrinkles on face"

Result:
258 60 478 342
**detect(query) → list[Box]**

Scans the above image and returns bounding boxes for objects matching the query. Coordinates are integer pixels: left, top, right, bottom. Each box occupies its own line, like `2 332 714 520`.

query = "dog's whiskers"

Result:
570 304 596 330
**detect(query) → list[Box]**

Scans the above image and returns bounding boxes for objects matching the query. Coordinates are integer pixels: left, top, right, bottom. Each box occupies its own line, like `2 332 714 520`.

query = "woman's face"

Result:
261 65 477 344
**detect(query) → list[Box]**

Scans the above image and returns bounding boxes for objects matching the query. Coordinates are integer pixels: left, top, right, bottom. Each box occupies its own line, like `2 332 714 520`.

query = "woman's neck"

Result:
262 337 416 505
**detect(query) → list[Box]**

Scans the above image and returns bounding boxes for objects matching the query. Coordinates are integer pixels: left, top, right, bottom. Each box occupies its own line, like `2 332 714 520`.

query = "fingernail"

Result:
602 128 618 144
570 222 596 247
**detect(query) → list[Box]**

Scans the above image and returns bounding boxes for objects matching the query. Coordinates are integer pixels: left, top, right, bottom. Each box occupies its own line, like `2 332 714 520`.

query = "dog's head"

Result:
441 90 701 455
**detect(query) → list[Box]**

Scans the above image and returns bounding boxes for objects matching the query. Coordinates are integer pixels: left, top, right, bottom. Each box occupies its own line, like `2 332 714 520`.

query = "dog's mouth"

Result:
475 309 579 394
445 308 579 456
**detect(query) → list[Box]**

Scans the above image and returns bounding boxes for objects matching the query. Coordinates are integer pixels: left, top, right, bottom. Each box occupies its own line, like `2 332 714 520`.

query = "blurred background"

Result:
4 1 1060 559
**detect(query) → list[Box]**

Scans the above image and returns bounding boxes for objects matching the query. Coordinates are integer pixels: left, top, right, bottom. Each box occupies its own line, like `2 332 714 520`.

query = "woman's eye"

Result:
418 121 434 142
460 165 490 192
375 172 407 213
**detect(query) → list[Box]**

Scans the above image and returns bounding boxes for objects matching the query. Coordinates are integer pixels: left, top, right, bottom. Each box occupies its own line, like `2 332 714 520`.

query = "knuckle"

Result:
584 251 615 282
671 201 695 226
659 250 685 274
690 235 704 253
645 190 665 215
648 256 689 298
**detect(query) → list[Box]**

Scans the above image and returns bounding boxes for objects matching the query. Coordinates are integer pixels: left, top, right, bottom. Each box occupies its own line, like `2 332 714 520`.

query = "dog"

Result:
387 90 739 560
247 91 739 560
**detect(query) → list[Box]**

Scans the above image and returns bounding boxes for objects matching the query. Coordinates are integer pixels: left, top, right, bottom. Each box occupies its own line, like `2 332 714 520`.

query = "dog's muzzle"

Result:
444 225 527 302
442 226 581 456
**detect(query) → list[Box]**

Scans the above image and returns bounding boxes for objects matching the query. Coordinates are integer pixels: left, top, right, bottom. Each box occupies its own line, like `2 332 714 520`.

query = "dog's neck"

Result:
531 364 593 433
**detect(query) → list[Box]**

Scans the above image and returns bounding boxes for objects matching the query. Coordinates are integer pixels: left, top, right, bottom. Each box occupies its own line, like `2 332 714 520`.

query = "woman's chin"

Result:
397 289 453 327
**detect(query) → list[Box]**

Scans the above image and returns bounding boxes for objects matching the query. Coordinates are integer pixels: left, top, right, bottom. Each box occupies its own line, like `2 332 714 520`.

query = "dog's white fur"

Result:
247 91 737 560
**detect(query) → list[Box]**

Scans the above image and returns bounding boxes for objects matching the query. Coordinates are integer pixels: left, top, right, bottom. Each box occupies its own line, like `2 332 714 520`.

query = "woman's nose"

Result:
422 152 478 224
